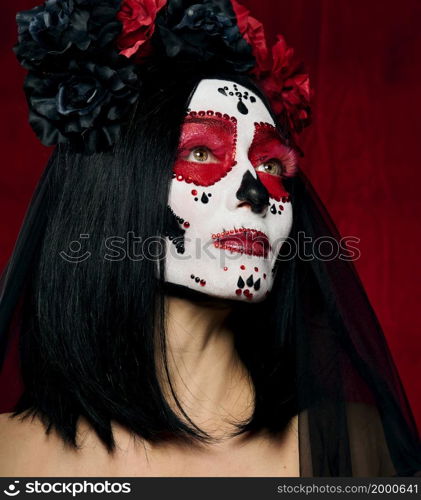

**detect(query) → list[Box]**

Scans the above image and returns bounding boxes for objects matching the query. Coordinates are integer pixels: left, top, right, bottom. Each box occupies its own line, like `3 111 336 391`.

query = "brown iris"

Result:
192 147 209 162
260 159 284 177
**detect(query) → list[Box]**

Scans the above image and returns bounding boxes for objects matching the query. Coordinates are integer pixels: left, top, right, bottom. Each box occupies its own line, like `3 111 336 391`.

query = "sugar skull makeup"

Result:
164 79 296 302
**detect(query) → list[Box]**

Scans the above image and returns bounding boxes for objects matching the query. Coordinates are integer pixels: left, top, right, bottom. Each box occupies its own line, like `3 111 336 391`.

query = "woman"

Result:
0 0 420 477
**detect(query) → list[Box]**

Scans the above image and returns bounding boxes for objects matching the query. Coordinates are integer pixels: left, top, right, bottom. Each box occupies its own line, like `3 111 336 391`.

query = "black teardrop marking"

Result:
254 279 261 291
218 88 227 96
246 275 254 287
250 96 256 103
237 100 249 115
201 193 209 204
270 204 277 214
237 276 245 289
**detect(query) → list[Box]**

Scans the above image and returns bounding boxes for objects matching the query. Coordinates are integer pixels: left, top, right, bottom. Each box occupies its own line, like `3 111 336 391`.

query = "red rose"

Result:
117 0 167 59
261 36 312 133
231 0 270 76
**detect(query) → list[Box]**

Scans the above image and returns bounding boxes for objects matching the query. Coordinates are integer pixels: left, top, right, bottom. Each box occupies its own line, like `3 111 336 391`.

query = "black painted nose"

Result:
236 171 270 215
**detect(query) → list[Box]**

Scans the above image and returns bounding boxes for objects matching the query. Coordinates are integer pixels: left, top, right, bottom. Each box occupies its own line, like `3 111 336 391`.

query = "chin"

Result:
164 274 273 304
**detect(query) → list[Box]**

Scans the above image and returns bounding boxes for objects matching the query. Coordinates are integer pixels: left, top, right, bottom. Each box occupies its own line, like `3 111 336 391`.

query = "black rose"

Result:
155 0 255 72
57 75 107 116
175 4 238 39
14 0 89 69
14 0 122 71
24 57 139 152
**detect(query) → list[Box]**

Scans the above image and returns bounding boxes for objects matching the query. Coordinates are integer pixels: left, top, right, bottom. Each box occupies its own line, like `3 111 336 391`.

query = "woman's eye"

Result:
187 147 214 163
256 159 284 177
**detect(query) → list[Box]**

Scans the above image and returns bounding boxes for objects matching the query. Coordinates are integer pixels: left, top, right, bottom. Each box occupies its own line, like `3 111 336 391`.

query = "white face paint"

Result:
164 79 297 302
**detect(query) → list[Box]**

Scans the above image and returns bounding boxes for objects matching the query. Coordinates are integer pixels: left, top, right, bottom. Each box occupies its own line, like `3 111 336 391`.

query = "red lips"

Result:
211 228 270 258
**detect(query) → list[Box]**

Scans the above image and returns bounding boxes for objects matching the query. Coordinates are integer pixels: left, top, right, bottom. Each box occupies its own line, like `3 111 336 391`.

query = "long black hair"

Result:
0 61 420 476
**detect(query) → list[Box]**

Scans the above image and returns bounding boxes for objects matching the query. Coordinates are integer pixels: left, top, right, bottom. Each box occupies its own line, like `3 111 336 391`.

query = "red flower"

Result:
261 35 312 134
231 0 270 76
231 3 312 134
117 0 167 59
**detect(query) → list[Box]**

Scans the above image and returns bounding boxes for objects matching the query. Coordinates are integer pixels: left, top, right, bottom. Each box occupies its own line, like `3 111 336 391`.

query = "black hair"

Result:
2 61 420 476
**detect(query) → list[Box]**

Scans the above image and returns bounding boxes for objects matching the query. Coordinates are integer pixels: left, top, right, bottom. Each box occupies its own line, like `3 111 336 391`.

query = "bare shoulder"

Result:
0 412 54 476
0 412 301 477
0 412 99 477
0 412 45 450
0 411 138 477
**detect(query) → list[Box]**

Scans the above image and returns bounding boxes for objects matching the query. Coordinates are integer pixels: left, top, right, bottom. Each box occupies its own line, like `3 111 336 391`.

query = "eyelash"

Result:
256 158 285 177
184 146 217 163
257 148 297 175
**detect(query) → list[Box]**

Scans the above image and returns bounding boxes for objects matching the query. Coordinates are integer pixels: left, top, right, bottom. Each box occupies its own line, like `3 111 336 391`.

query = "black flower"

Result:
155 0 254 72
24 56 139 152
14 0 258 153
14 0 140 152
14 0 122 70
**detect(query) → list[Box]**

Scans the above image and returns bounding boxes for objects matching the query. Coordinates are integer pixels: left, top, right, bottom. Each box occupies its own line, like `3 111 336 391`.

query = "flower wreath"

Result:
14 0 312 153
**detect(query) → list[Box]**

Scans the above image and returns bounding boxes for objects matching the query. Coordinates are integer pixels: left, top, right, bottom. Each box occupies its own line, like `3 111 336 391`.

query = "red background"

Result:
0 0 420 428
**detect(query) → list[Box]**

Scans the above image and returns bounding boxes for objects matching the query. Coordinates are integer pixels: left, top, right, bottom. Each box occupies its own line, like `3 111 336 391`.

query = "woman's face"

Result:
164 78 296 302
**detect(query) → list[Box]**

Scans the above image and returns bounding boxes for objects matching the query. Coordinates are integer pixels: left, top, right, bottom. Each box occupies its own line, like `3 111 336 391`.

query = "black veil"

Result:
0 158 420 477
289 173 421 476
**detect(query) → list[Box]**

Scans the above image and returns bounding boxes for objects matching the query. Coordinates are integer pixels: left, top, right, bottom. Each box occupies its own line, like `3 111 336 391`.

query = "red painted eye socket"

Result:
173 115 237 187
249 123 297 201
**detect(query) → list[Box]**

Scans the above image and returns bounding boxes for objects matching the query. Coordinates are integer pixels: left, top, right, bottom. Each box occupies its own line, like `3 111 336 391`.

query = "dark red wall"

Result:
0 0 420 428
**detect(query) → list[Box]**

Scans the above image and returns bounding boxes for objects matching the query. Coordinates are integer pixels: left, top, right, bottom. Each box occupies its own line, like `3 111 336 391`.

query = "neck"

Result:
156 289 254 439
